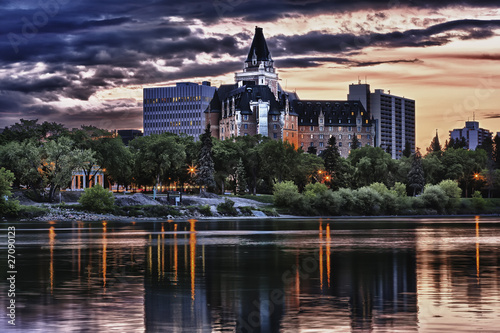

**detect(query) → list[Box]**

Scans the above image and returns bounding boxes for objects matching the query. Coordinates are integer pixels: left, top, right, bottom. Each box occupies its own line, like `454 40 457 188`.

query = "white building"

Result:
449 121 492 150
348 83 415 159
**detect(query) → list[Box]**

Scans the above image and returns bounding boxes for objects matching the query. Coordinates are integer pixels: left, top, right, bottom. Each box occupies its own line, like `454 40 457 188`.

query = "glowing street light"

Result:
188 165 197 176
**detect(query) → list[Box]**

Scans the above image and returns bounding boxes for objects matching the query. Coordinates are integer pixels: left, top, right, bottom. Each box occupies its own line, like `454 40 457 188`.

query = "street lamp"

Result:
188 165 197 176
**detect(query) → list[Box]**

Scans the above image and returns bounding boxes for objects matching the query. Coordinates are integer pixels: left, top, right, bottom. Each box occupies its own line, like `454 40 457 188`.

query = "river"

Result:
1 217 500 332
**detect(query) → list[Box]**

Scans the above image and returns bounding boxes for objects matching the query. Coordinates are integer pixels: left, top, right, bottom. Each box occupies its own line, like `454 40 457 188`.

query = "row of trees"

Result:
0 120 324 201
1 119 500 203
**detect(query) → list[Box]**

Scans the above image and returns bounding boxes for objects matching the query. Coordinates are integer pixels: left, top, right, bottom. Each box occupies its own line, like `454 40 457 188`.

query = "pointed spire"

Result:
246 26 272 64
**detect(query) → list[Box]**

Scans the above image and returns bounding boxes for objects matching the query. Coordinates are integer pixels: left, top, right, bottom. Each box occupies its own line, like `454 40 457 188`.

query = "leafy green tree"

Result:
422 153 443 185
0 119 67 144
174 134 200 191
130 133 186 194
70 126 122 189
441 148 487 197
0 137 91 202
257 140 299 190
0 141 41 190
78 184 115 213
291 151 324 191
407 150 425 196
235 135 266 195
348 146 396 188
0 168 20 216
41 137 93 202
213 137 241 193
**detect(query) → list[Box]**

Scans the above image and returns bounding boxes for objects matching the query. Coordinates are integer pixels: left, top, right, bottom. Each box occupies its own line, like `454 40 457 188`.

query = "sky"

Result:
1 0 500 149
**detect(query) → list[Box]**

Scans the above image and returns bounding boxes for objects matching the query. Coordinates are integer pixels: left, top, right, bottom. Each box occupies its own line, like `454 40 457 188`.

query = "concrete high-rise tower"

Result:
348 83 415 159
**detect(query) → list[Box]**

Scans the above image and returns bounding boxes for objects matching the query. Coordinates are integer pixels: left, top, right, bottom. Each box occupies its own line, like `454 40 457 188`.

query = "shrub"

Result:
319 190 344 215
438 180 462 199
260 207 279 217
217 198 238 216
353 187 383 215
392 182 407 197
197 204 212 216
78 185 115 213
17 205 49 218
239 206 253 216
304 183 329 195
472 191 486 211
273 181 300 208
369 182 389 195
421 185 448 213
336 188 356 212
0 168 20 217
438 180 462 211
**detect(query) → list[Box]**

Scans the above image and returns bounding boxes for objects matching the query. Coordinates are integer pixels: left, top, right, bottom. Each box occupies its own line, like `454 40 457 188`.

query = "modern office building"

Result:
449 121 492 150
348 83 415 159
143 82 217 139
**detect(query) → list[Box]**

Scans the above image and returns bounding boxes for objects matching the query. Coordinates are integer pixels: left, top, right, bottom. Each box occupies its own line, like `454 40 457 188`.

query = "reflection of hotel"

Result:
143 220 419 332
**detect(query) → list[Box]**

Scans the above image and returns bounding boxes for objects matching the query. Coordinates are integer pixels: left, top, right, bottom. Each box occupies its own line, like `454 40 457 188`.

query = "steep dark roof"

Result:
206 90 221 113
291 100 371 126
246 27 272 63
220 85 283 118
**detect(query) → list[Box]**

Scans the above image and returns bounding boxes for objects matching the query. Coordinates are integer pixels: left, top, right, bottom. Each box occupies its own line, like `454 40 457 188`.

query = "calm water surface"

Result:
1 217 500 332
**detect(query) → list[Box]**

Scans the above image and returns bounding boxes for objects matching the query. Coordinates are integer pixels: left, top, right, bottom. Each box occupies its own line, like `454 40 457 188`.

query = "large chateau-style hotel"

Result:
143 27 415 158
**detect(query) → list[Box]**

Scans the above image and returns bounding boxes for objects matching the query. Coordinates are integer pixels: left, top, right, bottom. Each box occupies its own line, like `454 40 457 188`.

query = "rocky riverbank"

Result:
14 192 277 221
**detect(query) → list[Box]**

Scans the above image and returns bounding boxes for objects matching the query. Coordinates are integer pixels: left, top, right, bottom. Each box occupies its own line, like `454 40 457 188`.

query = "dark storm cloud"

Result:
277 56 421 68
270 19 500 56
1 0 500 130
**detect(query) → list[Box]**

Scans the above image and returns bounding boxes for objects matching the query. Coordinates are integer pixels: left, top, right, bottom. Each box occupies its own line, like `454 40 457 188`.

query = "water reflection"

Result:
1 218 500 332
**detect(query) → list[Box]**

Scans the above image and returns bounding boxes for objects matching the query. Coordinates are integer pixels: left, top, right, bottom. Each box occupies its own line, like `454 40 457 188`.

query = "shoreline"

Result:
5 192 500 223
6 205 500 223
